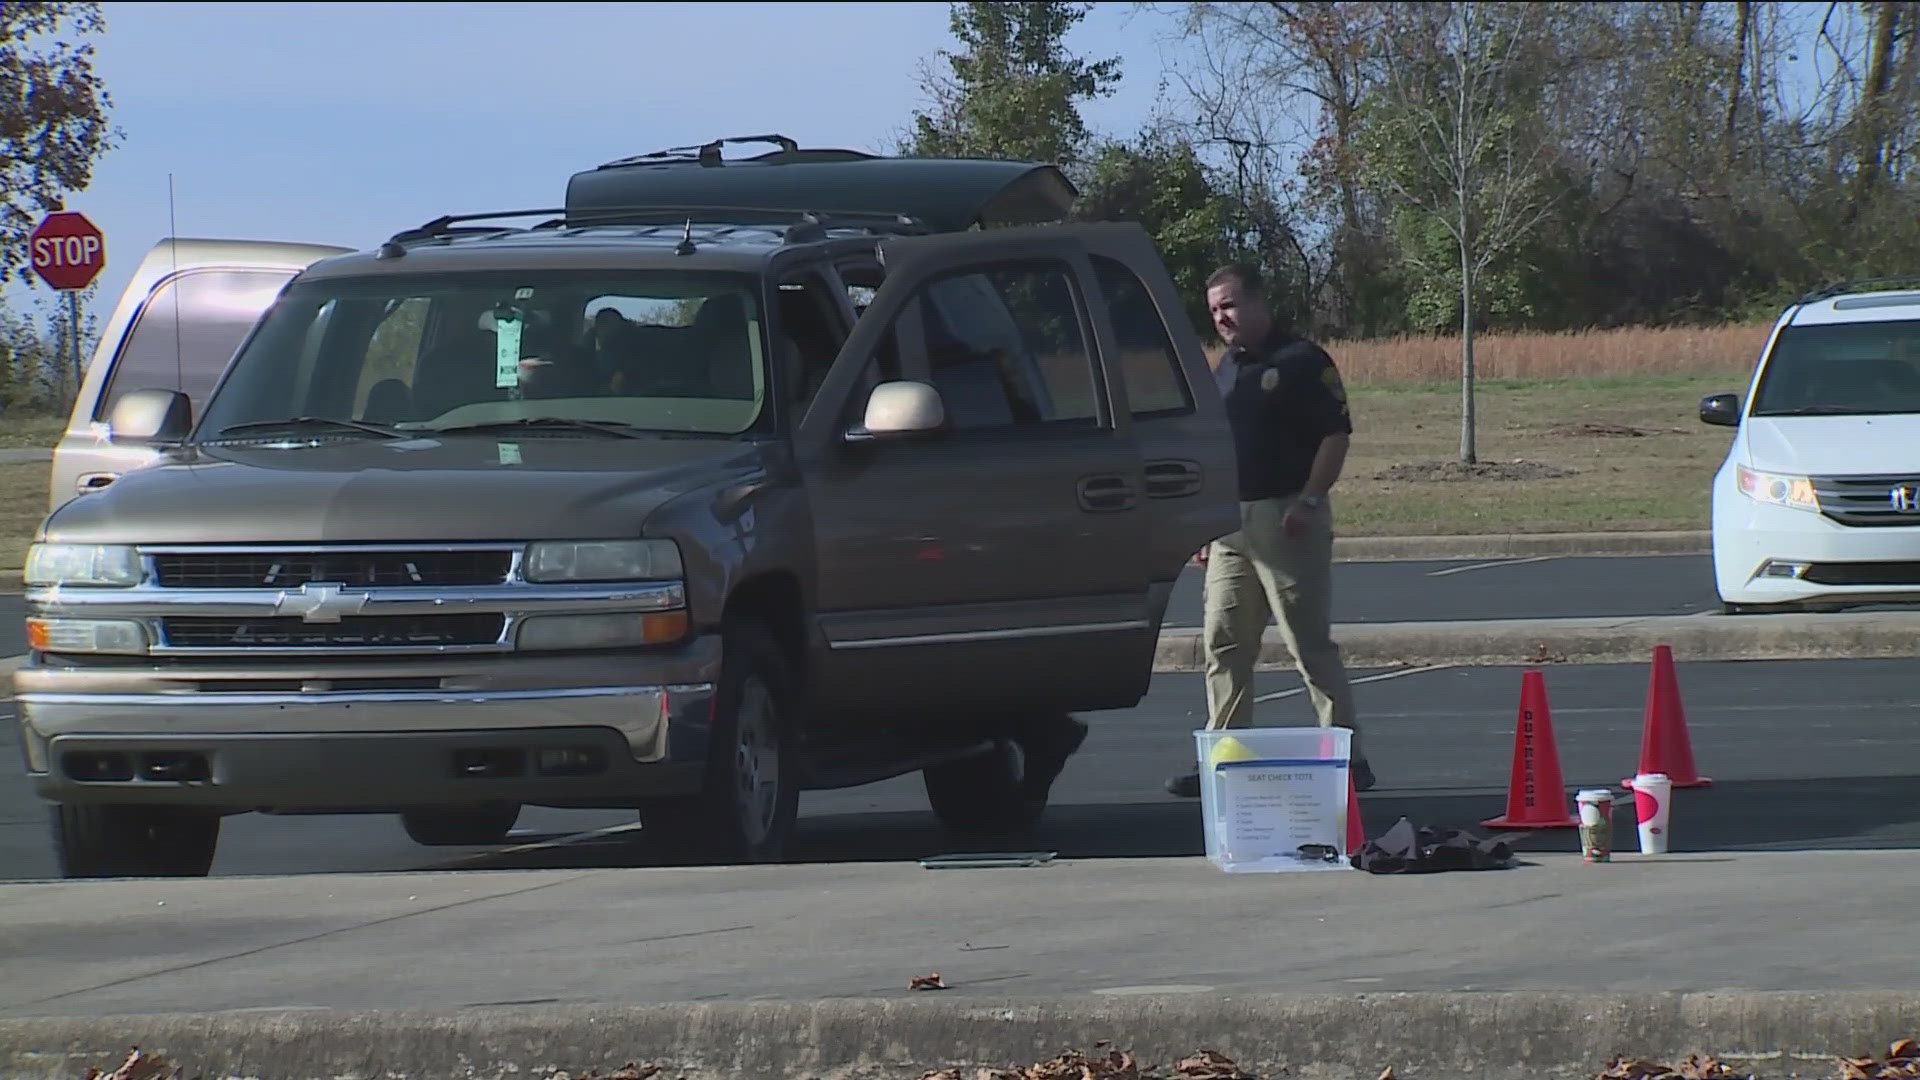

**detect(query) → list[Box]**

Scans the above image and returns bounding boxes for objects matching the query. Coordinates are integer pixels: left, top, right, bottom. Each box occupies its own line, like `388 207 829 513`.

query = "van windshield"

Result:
1751 318 1920 417
197 269 769 440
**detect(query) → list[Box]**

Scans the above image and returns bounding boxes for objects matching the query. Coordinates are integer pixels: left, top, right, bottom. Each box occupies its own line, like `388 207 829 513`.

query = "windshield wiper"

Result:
213 416 407 440
1755 406 1909 416
432 417 657 440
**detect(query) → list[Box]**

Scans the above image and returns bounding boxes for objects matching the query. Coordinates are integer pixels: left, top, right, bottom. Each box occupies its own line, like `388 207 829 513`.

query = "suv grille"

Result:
1811 475 1920 528
160 614 506 649
151 550 513 588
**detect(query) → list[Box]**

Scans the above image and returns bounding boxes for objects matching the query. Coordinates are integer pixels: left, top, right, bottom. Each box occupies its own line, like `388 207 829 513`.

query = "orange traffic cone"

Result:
1346 773 1366 855
1482 669 1579 829
1623 645 1713 790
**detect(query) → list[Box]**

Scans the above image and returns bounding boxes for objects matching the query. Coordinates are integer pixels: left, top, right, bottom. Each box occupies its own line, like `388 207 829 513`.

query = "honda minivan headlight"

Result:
1736 465 1820 512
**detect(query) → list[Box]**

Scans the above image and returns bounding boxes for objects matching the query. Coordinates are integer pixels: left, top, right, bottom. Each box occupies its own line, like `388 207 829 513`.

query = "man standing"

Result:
1166 263 1374 798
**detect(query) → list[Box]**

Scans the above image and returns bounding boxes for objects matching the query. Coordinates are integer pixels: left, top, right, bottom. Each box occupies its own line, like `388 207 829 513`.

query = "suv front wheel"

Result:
53 804 221 878
640 620 799 864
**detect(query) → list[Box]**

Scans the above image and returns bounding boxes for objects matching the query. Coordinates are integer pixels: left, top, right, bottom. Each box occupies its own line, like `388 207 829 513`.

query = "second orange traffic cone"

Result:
1623 644 1713 789
1346 773 1366 855
1482 669 1579 830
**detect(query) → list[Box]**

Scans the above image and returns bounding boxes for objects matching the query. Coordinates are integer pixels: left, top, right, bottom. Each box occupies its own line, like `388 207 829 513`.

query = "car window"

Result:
197 268 772 441
1092 255 1194 417
1751 317 1920 417
906 261 1099 431
97 268 293 419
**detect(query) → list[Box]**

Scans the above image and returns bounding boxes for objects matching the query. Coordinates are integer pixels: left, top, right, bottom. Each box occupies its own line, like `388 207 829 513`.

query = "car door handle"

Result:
1144 459 1203 499
77 473 119 495
1076 474 1137 513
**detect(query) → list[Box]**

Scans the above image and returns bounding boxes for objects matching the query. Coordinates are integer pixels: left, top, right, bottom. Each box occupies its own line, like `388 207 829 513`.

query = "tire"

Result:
53 804 220 878
923 739 1045 836
399 803 521 846
640 621 799 864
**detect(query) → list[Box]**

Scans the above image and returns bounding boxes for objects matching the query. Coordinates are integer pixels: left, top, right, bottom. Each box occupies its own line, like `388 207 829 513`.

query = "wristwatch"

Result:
1298 494 1324 509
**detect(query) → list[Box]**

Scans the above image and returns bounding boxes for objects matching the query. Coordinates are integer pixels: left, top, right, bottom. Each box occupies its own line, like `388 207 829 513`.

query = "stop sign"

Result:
29 211 107 291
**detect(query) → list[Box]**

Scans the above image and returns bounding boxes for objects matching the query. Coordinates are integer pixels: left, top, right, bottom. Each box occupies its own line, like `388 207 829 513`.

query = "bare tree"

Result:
1358 1 1563 464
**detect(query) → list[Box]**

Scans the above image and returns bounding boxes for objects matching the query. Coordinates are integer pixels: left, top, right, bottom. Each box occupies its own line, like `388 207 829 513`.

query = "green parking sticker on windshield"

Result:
494 312 522 389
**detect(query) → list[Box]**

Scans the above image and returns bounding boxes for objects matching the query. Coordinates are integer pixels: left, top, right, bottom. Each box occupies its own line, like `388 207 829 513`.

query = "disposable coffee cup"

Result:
1633 773 1672 854
1576 789 1613 862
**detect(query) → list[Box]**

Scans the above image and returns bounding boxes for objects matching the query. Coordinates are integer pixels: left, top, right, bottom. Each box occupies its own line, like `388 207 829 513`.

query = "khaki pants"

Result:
1201 495 1362 758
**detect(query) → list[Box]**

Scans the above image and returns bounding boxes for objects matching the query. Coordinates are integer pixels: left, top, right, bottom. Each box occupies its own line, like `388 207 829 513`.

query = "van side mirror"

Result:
845 381 946 443
108 389 193 444
1699 393 1741 428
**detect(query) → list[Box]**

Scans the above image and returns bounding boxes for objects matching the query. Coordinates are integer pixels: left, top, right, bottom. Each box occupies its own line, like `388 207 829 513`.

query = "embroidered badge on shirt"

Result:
1260 367 1280 392
1321 364 1348 404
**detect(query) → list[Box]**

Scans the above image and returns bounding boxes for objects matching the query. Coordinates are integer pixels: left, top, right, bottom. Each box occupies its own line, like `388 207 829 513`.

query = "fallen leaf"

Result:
1841 1058 1876 1080
910 972 948 991
1379 1069 1395 1080
1893 1040 1919 1061
605 1065 662 1080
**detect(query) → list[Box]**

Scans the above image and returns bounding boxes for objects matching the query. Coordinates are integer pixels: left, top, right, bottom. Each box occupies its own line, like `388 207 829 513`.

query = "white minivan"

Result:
1702 280 1920 613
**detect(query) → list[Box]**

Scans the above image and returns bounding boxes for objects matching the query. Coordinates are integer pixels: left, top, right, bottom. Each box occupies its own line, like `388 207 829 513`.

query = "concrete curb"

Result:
1151 611 1920 671
2 993 1917 1080
1333 529 1710 561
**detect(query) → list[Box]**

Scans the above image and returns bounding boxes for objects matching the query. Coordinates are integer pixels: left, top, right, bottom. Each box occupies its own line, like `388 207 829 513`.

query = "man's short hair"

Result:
1206 262 1264 297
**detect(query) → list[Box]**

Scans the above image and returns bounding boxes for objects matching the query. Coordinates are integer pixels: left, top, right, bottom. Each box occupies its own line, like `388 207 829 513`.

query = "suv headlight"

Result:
1736 465 1819 512
24 544 144 587
524 539 683 582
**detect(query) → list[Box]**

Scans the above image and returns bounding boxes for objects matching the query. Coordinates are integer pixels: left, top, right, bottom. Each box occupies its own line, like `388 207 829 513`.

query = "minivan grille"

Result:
1800 562 1920 586
160 614 505 649
1810 475 1920 528
151 550 513 588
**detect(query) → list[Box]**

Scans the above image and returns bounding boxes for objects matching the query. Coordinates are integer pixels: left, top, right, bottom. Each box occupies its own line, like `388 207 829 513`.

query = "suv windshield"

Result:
1751 317 1920 417
197 269 769 440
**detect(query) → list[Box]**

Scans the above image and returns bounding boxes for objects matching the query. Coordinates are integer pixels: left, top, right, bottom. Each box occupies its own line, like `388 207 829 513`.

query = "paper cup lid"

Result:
1576 789 1612 800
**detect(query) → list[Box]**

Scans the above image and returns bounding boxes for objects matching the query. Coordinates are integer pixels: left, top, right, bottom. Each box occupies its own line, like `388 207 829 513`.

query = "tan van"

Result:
49 237 350 511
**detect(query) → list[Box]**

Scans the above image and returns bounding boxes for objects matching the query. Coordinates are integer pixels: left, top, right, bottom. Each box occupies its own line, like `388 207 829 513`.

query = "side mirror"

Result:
108 388 193 444
846 381 946 443
1699 393 1741 428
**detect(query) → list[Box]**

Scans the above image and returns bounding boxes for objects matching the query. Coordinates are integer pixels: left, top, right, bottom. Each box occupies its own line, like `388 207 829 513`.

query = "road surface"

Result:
3 657 1914 881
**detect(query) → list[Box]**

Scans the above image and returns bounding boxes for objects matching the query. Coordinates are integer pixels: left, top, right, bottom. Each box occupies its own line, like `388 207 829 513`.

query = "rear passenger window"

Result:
1092 256 1193 417
912 262 1099 430
97 269 292 419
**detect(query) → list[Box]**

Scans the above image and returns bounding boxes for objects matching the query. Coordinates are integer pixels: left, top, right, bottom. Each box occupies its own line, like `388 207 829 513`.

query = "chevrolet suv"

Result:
17 136 1238 876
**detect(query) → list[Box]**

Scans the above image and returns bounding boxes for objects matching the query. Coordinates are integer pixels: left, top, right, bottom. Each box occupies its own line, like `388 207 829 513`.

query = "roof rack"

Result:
378 203 927 256
594 134 877 172
1796 276 1920 304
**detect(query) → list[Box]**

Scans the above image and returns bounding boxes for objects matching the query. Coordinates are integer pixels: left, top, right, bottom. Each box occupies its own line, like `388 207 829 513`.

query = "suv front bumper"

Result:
12 643 720 810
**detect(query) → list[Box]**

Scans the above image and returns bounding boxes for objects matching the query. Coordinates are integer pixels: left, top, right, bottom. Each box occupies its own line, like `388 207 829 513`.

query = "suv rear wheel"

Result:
399 803 522 846
640 620 799 864
53 804 221 878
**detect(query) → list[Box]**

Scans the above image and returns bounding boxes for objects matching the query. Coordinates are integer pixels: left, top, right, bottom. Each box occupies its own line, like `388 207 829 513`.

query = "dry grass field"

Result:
1321 322 1771 385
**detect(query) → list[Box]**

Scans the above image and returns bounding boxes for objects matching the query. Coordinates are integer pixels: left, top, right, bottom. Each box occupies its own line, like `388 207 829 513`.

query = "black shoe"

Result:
1165 771 1201 798
1019 716 1088 803
1353 756 1376 793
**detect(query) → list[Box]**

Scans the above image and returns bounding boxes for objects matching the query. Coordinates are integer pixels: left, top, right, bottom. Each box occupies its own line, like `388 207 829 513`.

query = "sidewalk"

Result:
1 851 1916 1078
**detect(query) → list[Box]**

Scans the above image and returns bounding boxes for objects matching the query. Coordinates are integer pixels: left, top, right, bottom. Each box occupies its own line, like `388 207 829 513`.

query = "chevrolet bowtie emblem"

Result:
277 582 367 623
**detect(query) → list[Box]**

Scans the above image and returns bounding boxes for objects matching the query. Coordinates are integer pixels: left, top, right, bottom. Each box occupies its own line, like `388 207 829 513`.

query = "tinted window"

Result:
98 269 292 418
1092 256 1193 417
1752 318 1920 417
913 262 1099 430
198 269 770 441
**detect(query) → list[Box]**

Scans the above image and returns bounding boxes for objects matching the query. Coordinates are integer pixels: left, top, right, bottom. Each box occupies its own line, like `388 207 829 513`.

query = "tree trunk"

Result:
1848 1 1902 220
1724 0 1751 164
1459 245 1476 466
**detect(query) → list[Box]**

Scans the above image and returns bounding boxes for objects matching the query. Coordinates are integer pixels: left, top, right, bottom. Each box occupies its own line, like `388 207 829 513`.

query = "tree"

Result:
0 2 121 286
1352 1 1563 464
905 1 1121 172
1075 130 1249 336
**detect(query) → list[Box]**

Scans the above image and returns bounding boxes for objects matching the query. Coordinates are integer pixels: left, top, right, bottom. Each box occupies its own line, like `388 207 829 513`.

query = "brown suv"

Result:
16 137 1238 877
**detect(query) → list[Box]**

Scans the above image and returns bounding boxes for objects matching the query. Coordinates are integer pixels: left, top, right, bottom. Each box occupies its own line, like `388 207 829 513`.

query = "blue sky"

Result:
8 1 1185 319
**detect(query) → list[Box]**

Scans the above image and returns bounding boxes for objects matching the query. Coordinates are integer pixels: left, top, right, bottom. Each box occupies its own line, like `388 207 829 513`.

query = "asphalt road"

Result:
3 657 1915 882
0 554 1717 660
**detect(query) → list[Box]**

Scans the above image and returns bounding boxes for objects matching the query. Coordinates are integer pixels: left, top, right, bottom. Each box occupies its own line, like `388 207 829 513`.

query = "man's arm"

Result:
1303 431 1350 500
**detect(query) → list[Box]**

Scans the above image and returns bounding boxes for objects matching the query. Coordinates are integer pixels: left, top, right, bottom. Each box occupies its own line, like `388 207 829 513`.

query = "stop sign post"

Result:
28 211 106 387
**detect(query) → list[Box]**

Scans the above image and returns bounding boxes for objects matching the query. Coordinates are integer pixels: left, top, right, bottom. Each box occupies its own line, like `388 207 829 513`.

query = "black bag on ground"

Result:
1349 816 1515 873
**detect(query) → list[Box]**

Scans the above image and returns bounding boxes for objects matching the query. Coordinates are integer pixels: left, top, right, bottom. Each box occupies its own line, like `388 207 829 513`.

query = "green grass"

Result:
1335 373 1739 536
0 414 65 449
1 462 48 571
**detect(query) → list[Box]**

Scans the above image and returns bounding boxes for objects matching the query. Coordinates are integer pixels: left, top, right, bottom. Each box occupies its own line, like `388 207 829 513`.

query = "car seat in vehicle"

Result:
362 378 415 423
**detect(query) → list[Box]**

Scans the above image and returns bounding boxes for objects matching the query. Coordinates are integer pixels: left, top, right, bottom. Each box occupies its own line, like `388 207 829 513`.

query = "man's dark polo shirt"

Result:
1212 333 1354 502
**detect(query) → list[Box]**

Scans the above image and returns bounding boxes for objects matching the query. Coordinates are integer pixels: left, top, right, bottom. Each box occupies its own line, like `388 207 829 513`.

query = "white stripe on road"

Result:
447 820 650 865
1254 663 1456 703
1425 555 1558 577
